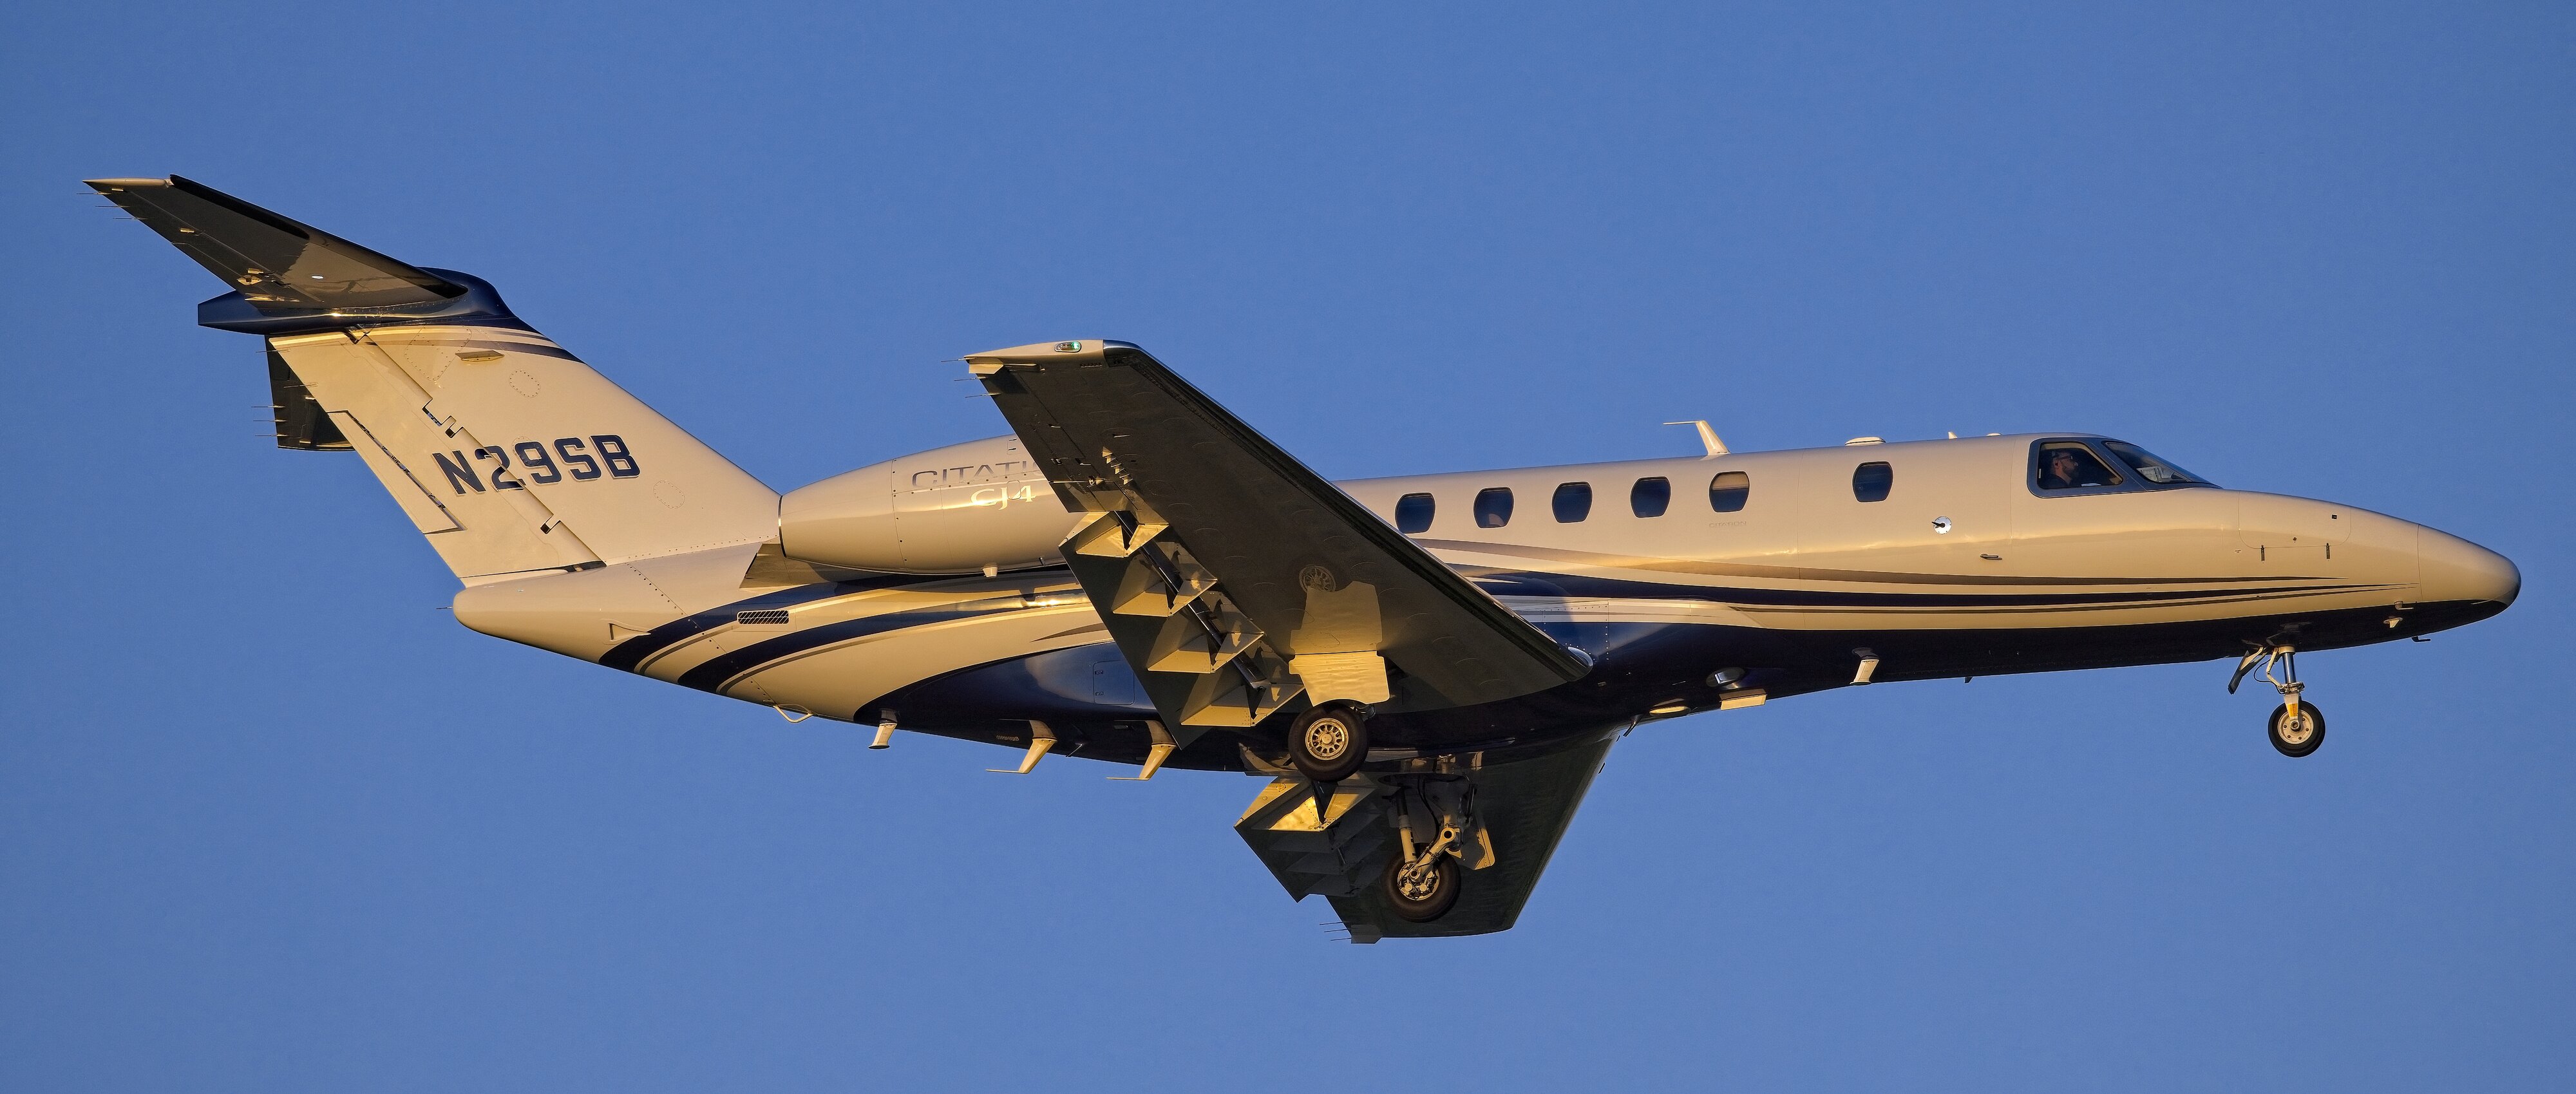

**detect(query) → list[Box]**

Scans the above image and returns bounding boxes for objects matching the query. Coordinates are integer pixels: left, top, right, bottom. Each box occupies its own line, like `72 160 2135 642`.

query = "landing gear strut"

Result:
2231 645 2325 758
1287 701 1368 783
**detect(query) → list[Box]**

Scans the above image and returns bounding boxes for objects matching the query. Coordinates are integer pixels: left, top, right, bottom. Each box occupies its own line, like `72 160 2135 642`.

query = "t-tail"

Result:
88 176 777 583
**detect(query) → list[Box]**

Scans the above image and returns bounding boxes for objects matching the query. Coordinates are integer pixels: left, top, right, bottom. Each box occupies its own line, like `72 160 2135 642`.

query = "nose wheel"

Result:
2231 645 2326 758
2268 701 2325 758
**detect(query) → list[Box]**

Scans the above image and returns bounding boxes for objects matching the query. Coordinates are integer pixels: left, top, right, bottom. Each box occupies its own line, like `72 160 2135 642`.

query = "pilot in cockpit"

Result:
2038 446 2119 491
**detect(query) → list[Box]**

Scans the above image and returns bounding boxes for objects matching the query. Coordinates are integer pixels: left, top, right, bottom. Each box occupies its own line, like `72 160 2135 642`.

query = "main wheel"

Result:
1288 702 1368 782
2268 701 2325 758
1381 853 1461 923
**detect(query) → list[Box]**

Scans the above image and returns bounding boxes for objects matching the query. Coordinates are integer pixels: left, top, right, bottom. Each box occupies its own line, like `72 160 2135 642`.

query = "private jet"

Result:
88 176 2519 940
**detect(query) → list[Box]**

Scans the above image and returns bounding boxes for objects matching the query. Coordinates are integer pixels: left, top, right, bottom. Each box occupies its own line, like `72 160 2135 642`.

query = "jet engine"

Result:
778 435 1076 575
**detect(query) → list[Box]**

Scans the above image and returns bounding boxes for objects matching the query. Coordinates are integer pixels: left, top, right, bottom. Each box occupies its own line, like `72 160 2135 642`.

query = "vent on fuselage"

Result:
735 609 792 625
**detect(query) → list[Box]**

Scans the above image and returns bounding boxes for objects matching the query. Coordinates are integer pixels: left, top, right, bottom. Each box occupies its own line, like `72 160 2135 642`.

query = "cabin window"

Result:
1552 482 1593 523
1708 471 1749 513
2032 442 2122 492
1852 462 1893 502
1630 476 1671 517
1473 487 1515 528
1394 493 1435 533
2101 440 2213 487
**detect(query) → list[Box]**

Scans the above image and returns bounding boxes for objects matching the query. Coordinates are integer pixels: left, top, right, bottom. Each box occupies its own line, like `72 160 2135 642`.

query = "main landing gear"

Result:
1281 704 1480 923
2231 645 2325 758
1383 778 1477 923
1384 851 1461 922
1287 701 1369 783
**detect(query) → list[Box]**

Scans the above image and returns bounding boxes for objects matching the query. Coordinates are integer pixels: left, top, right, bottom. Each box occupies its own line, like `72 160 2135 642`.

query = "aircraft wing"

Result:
87 176 462 311
1235 728 1618 940
967 339 1589 730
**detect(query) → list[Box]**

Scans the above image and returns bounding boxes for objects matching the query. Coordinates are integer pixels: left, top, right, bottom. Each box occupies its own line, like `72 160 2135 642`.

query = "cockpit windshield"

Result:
2101 440 2213 487
2035 442 2121 491
2030 438 2218 496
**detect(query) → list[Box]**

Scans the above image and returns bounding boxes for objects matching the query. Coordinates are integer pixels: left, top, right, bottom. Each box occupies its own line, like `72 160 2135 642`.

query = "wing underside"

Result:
966 338 1605 938
1235 729 1619 940
965 339 1587 732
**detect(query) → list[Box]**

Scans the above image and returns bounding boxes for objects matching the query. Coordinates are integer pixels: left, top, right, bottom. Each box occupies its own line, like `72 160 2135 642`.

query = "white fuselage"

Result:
453 431 2514 767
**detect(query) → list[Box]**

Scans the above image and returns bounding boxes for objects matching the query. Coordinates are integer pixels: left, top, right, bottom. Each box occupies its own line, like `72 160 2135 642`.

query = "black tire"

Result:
1288 702 1368 782
1381 853 1461 923
2269 701 2326 758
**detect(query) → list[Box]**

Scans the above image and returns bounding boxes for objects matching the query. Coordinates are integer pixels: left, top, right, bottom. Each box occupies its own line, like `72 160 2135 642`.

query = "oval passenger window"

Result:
1852 462 1893 503
1631 476 1671 517
1473 487 1514 528
1394 492 1435 533
1709 471 1749 513
1552 482 1592 523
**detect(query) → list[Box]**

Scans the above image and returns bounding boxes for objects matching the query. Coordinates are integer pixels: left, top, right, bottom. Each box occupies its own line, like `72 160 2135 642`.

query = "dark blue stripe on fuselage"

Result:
674 602 1031 693
605 562 2376 694
598 573 931 672
1472 572 2364 608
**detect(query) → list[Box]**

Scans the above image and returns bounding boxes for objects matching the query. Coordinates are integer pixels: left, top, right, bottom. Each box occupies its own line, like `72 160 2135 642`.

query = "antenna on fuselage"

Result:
1664 420 1728 457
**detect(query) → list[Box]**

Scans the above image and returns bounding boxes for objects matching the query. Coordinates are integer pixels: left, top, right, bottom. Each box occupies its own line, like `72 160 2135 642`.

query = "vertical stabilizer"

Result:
91 176 779 583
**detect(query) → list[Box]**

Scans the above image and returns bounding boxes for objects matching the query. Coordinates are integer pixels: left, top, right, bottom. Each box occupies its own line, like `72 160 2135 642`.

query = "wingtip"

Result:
84 176 170 191
961 339 1115 360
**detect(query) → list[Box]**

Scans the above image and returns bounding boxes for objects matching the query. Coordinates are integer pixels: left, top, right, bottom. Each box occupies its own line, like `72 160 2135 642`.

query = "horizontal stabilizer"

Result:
86 176 462 312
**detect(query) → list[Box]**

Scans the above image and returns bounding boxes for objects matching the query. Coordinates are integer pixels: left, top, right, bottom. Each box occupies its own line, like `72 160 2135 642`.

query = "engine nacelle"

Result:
779 435 1076 575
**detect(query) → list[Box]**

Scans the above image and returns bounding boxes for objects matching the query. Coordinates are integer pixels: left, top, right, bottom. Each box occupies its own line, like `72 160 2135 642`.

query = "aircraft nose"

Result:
2419 529 2520 608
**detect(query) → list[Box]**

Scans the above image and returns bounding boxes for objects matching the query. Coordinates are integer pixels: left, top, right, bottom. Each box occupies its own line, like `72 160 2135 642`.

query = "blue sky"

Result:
4 3 2570 1090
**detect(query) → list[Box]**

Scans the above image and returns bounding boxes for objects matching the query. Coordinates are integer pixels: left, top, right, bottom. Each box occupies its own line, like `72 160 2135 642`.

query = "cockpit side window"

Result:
2101 440 2215 487
2032 442 2123 492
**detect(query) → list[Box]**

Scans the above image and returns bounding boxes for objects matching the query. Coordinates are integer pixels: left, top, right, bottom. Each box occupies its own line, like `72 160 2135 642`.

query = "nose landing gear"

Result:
2268 701 2325 758
2231 645 2325 758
